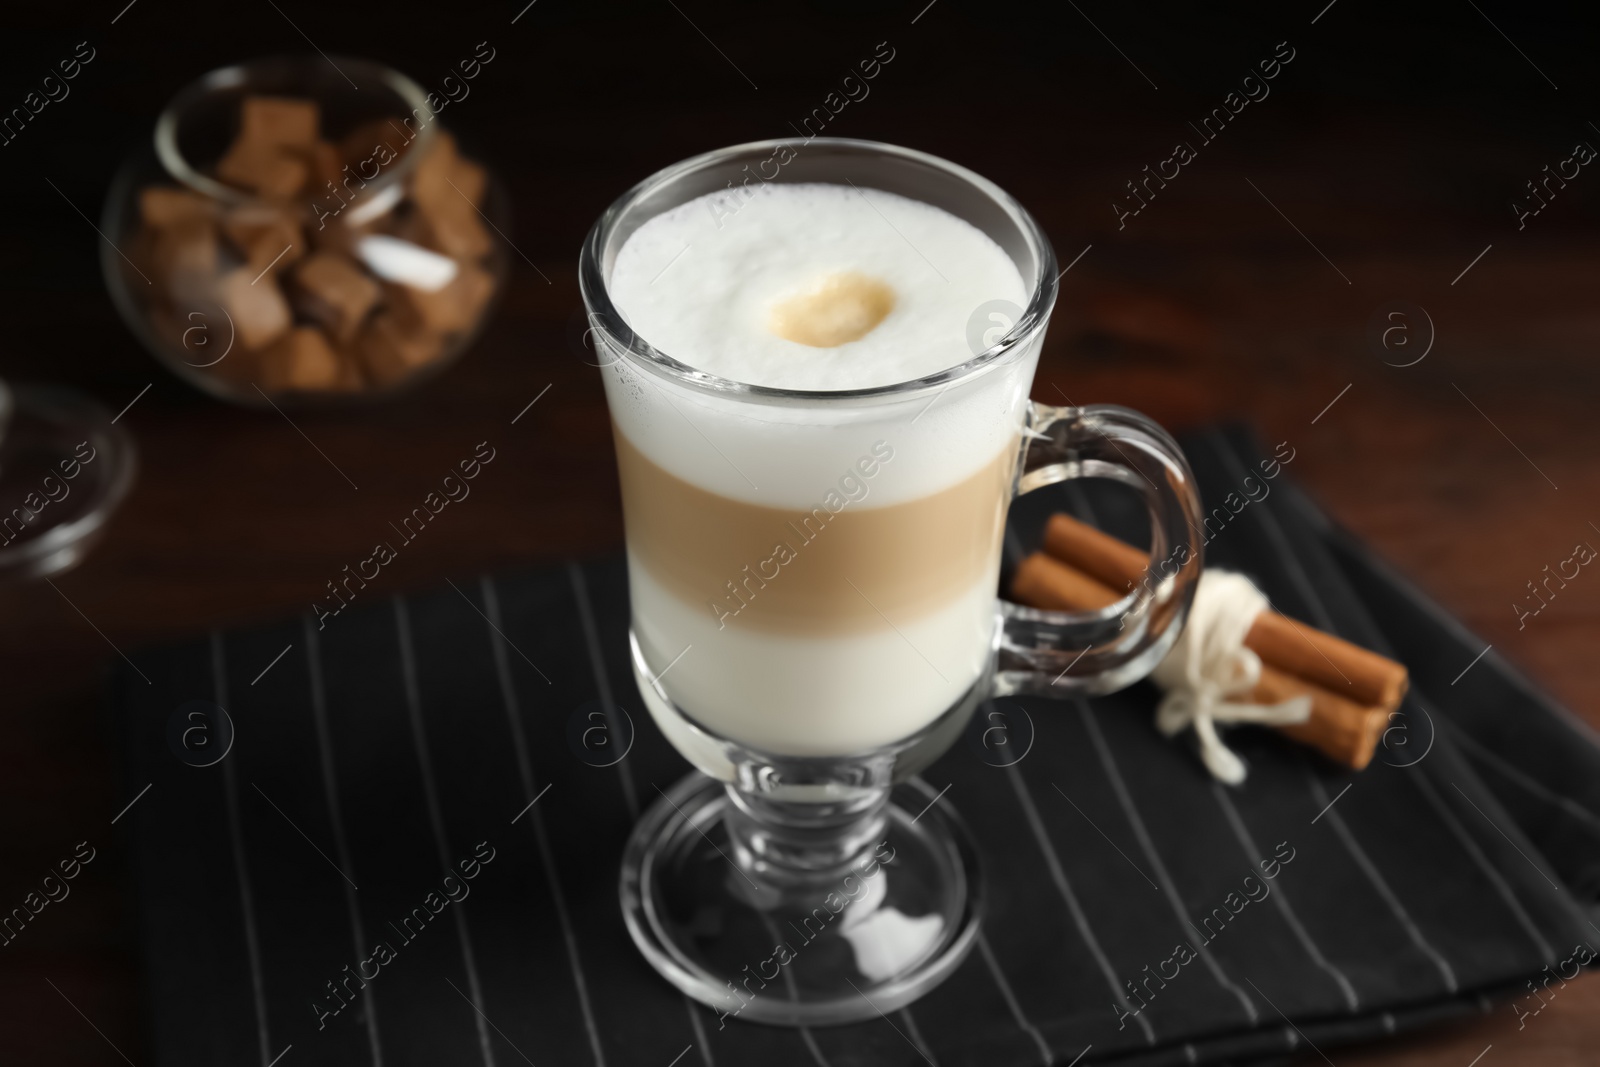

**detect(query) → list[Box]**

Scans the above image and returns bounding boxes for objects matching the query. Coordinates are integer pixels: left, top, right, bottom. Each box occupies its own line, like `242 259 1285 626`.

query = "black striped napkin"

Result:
113 427 1599 1067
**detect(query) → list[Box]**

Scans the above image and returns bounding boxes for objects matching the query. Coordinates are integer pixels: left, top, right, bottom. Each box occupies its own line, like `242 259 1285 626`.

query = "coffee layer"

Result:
614 426 1016 636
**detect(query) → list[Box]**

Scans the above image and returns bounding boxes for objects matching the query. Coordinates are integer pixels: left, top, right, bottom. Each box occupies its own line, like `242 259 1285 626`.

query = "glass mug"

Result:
579 139 1204 1026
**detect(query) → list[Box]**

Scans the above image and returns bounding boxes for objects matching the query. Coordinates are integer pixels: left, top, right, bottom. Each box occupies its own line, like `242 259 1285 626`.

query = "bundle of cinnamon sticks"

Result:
1011 513 1409 770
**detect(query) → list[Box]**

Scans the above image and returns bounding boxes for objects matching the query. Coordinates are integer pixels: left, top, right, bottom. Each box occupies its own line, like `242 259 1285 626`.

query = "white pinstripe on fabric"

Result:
1077 702 1261 1025
683 999 716 1067
303 617 384 1066
1003 758 1156 1044
1210 783 1360 1012
1406 755 1554 961
1448 726 1600 837
210 631 274 1067
480 575 609 1067
901 1007 940 1066
1297 760 1459 993
568 564 640 820
975 932 1053 1066
755 912 834 1066
392 598 497 1067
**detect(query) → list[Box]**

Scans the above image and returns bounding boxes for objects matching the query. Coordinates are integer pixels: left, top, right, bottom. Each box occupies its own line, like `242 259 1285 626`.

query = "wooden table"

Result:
1 2 1594 1062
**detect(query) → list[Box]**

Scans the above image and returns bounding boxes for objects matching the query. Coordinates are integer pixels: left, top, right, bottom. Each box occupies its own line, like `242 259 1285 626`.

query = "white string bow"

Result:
1151 569 1312 785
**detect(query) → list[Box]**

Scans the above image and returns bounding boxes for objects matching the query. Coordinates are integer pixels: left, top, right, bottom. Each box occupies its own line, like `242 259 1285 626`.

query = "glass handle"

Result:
995 402 1204 697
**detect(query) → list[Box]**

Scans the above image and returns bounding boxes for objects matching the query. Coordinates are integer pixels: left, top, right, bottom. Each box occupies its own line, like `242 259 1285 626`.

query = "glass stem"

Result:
723 781 891 899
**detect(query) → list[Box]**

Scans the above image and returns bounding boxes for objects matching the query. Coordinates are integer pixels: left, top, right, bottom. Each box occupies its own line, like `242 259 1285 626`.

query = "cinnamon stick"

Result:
1042 513 1408 709
1011 551 1391 770
1257 664 1389 771
1013 551 1122 611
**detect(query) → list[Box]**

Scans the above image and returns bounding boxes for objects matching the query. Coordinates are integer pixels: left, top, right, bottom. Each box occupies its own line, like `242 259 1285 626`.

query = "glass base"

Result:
620 772 983 1027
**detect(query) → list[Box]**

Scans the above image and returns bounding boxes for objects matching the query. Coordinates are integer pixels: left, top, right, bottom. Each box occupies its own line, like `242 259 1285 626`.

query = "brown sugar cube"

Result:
450 154 487 207
303 136 363 216
305 139 344 190
204 337 262 387
217 266 292 350
389 263 494 335
308 182 369 247
407 130 491 258
294 252 381 343
356 311 445 385
413 143 485 209
383 207 433 248
410 129 464 208
152 221 220 306
215 142 310 200
140 186 215 229
260 326 342 392
340 119 413 173
333 351 367 392
307 211 377 258
152 220 218 278
240 96 319 149
418 195 492 260
221 205 303 275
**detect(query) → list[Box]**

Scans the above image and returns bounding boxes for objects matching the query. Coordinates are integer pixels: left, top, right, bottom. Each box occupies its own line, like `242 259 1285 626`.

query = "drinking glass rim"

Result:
578 137 1060 403
153 54 438 209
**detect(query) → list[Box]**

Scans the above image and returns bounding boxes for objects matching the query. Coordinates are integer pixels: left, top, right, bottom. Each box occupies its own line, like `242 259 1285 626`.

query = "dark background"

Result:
1 1 1597 1062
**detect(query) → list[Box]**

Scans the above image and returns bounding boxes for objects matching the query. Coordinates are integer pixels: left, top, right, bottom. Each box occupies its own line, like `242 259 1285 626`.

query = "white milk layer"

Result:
627 557 998 757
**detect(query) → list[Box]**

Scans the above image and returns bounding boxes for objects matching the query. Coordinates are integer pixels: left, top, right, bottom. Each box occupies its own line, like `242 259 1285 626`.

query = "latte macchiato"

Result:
601 143 1207 1027
603 182 1033 755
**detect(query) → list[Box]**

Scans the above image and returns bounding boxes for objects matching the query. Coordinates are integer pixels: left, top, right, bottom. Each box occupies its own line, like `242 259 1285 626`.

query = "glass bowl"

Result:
0 383 135 583
101 54 510 407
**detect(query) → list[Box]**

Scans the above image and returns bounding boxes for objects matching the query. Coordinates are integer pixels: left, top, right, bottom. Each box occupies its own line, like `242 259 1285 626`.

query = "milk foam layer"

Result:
601 183 1037 510
610 183 1027 392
